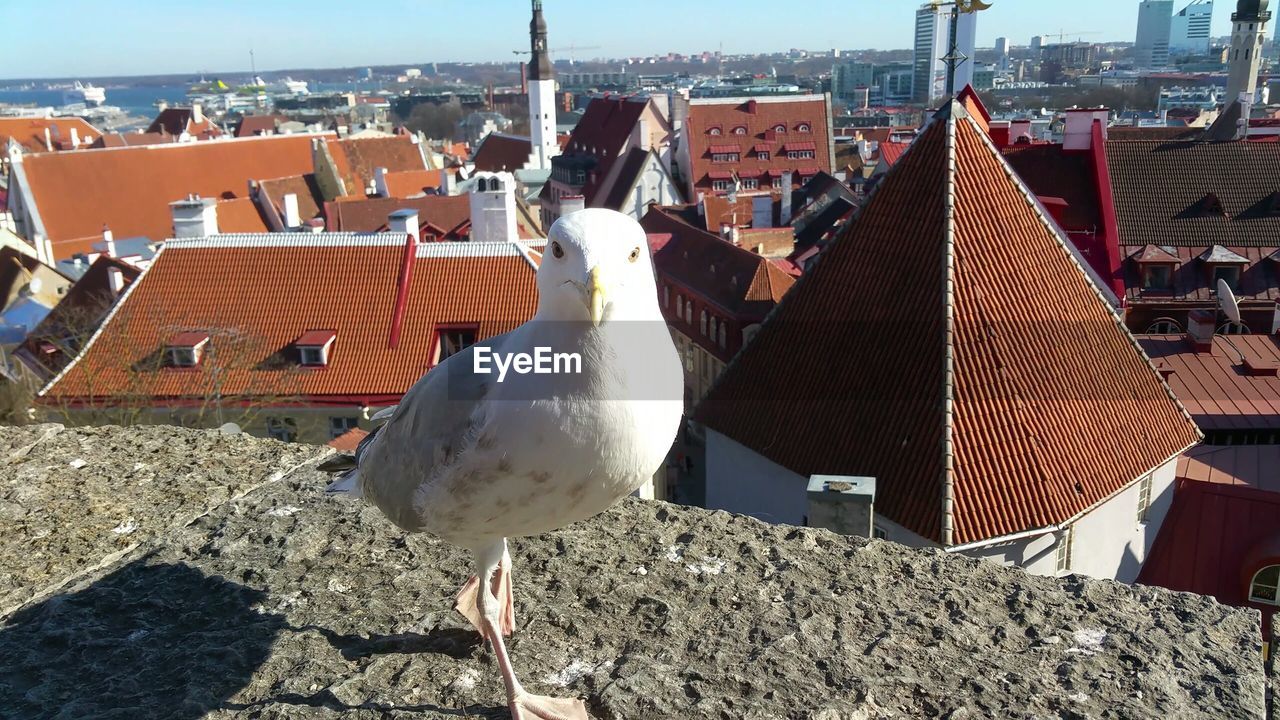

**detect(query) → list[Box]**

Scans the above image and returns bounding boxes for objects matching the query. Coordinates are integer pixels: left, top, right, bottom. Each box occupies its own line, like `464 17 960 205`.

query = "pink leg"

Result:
473 540 587 720
454 547 516 636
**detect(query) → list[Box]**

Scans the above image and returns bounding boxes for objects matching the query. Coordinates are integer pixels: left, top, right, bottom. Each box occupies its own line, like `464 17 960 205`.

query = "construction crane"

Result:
1040 30 1102 44
512 43 602 65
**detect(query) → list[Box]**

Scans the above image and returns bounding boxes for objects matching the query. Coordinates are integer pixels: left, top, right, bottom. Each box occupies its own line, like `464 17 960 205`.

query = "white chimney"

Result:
560 194 586 217
108 268 125 295
374 167 391 198
439 170 457 196
697 192 706 217
43 128 52 152
633 117 651 151
192 103 204 124
1063 109 1108 151
69 127 80 149
469 172 519 243
780 172 794 225
1187 309 1216 352
282 193 301 229
102 226 116 257
170 195 219 238
388 208 420 245
752 195 772 228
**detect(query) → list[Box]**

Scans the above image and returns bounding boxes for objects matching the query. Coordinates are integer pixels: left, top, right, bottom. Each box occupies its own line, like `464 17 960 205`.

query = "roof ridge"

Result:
940 101 960 548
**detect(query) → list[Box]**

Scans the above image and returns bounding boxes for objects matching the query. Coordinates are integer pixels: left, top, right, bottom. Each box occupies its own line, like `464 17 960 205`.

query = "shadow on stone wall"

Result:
0 556 284 719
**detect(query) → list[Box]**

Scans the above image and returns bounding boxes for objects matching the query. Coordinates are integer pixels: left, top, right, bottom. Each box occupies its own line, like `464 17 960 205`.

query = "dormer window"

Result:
1142 265 1173 291
796 123 811 132
707 126 722 136
433 324 478 365
166 332 209 367
732 126 747 135
1200 245 1248 293
773 124 786 134
295 330 337 367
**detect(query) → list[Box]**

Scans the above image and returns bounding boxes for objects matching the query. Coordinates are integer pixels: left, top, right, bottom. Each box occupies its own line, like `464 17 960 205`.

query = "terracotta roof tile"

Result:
43 235 539 403
234 115 287 138
146 108 223 139
329 427 369 451
328 195 472 239
383 169 444 198
472 133 533 172
327 136 427 195
19 134 325 257
215 198 269 233
257 174 325 226
0 117 102 153
685 96 832 193
695 102 1201 546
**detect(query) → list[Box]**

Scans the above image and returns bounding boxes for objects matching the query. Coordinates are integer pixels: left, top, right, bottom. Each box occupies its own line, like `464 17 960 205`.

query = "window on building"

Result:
300 347 324 365
711 153 740 163
787 150 817 160
756 151 770 161
676 295 684 317
711 179 733 191
740 178 759 190
1136 474 1153 523
1055 527 1073 574
1144 318 1182 334
663 284 670 308
169 346 199 367
684 300 693 324
797 123 811 132
433 326 478 365
718 322 727 348
773 124 786 133
1141 265 1173 291
873 525 888 540
732 126 747 135
166 332 209 368
266 417 298 443
1250 565 1280 605
1212 265 1241 292
700 310 708 336
707 127 722 136
329 416 359 440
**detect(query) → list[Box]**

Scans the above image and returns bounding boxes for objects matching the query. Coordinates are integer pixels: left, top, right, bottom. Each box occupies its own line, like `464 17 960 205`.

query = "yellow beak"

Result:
589 266 607 327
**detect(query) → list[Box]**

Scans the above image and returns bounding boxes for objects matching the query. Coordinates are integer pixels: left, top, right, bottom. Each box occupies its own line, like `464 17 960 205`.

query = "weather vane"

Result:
944 0 994 98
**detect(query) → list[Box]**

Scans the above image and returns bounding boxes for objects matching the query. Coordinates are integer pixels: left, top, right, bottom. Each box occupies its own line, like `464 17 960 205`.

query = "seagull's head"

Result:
536 209 658 326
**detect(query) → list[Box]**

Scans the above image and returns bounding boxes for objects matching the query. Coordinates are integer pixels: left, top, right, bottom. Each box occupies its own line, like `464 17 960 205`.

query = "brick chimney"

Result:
170 195 219 238
1187 308 1216 352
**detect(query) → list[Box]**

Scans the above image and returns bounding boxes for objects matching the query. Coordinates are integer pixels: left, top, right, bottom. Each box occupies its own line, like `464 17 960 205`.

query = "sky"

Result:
0 0 1248 80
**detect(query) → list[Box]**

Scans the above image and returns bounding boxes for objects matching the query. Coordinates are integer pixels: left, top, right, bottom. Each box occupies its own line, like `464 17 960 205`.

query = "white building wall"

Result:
528 78 560 171
707 426 1182 583
469 172 519 243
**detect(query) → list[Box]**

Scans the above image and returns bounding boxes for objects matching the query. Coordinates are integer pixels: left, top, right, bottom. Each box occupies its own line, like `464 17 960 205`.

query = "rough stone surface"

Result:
0 425 1266 719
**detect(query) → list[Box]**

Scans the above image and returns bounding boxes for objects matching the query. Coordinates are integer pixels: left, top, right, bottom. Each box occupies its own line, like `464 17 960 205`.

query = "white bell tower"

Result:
1227 0 1272 103
527 0 560 171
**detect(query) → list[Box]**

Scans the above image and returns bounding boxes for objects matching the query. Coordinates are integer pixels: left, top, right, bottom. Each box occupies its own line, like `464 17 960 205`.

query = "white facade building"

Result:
468 172 519 244
1170 0 1215 54
526 0 560 171
913 2 978 104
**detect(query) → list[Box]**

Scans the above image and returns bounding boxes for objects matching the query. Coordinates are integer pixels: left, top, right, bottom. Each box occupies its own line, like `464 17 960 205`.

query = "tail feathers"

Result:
317 453 357 473
325 469 362 498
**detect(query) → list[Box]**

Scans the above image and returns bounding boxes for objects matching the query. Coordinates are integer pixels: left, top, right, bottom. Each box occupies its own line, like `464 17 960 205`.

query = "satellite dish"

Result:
1217 278 1242 324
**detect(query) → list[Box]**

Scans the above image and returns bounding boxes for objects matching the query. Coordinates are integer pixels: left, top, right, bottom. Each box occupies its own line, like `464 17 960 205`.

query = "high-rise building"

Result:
832 62 877 100
1226 0 1272 101
995 36 1010 70
913 2 977 105
526 0 559 171
1135 0 1175 69
1030 35 1044 52
1170 0 1215 55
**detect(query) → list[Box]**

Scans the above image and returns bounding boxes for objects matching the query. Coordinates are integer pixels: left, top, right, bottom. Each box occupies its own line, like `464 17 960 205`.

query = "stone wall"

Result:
0 425 1267 719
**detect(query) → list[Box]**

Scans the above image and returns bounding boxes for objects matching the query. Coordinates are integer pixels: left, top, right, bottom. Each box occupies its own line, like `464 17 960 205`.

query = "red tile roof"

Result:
684 96 832 194
877 141 909 168
42 235 539 404
234 115 287 138
0 117 102 153
327 136 427 196
328 427 369 451
695 101 1201 546
383 169 444 198
146 108 223 139
19 134 325 257
92 132 175 148
256 174 325 227
471 133 533 172
215 198 270 233
1137 475 1280 636
327 195 472 239
1138 334 1280 431
1121 244 1280 306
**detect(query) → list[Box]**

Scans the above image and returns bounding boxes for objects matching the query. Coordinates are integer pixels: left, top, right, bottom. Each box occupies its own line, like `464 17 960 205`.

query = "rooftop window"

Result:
732 126 747 135
1250 565 1280 605
1141 264 1173 292
433 325 478 365
295 330 337 367
165 332 210 368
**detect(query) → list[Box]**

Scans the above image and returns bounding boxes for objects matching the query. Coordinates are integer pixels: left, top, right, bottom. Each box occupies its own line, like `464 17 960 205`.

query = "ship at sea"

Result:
66 81 106 107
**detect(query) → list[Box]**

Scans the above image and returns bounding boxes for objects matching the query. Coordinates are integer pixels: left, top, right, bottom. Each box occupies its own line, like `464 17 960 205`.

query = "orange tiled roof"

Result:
383 169 444 198
42 235 539 403
257 174 325 226
0 117 102 153
327 195 472 239
329 427 369 451
146 108 223 139
19 134 324 258
685 96 832 192
695 101 1201 546
214 198 269 233
327 136 427 196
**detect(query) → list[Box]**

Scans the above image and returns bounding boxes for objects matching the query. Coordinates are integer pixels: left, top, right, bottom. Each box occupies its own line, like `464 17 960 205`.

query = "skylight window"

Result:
295 330 337 367
165 332 210 368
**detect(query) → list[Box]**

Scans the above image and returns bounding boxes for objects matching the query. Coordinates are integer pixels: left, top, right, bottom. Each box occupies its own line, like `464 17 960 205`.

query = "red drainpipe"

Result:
1089 119 1126 303
387 231 417 349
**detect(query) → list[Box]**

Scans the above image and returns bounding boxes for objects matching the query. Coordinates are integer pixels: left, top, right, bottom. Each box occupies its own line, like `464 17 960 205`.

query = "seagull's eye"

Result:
551 242 564 259
628 247 641 263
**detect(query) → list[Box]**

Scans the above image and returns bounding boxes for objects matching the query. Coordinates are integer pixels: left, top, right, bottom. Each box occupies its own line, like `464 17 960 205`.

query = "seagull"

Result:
321 209 684 719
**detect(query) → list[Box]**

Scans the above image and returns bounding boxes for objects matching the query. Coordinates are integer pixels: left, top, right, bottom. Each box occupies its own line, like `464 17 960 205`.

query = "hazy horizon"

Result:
1 0 1256 80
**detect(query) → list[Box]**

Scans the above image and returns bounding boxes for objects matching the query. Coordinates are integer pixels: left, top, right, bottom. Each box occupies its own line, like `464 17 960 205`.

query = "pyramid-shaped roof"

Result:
696 101 1201 547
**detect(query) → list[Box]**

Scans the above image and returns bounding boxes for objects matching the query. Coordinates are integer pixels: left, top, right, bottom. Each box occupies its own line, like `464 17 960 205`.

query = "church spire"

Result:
529 0 554 82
